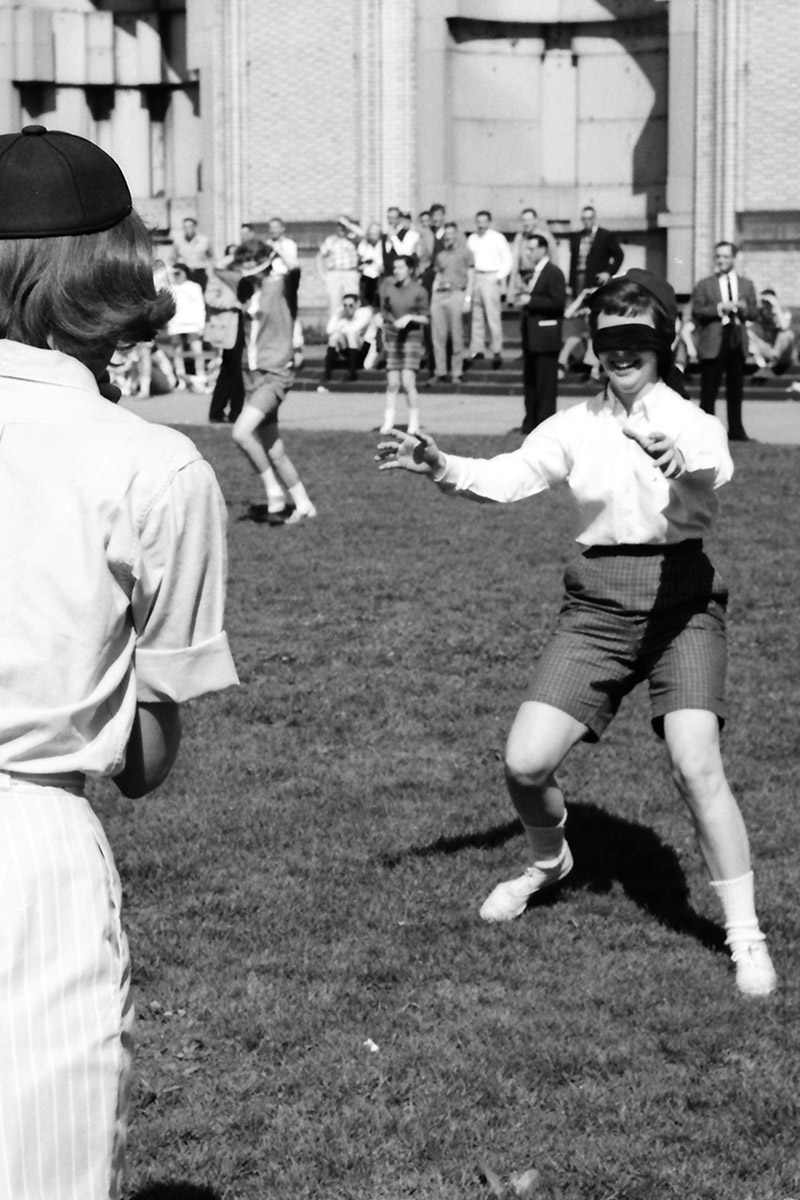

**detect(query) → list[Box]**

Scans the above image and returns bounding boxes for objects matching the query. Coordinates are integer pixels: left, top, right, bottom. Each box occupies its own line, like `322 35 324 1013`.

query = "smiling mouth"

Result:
607 355 642 372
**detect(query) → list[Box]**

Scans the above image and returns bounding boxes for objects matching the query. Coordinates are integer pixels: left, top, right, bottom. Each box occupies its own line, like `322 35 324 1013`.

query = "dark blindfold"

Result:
592 324 670 357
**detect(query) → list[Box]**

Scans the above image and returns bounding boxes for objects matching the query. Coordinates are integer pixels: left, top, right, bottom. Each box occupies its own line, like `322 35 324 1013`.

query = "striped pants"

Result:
0 775 132 1200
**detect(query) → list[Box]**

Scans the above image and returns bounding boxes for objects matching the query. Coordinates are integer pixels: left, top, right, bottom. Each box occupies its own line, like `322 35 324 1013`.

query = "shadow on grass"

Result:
382 801 727 953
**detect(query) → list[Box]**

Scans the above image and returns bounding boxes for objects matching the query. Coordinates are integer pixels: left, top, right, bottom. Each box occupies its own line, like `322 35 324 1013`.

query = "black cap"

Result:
0 126 133 238
622 268 678 323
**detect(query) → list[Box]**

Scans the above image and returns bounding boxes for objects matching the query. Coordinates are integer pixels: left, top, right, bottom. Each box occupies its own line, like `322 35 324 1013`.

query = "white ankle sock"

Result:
260 468 286 512
710 871 764 946
521 811 567 866
288 481 313 514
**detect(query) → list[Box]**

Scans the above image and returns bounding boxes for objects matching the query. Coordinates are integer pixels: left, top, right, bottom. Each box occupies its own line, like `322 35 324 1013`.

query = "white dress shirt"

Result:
0 340 238 776
466 228 513 280
433 381 733 546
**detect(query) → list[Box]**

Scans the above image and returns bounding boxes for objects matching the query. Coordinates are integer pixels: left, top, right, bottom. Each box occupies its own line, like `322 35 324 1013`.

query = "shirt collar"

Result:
0 339 99 392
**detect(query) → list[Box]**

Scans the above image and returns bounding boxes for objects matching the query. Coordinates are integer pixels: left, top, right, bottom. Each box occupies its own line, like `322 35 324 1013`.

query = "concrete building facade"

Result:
1 0 799 305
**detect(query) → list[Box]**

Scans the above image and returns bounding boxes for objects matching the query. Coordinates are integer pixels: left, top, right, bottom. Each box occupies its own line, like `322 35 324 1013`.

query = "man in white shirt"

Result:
691 240 758 441
264 216 298 278
466 209 513 368
320 293 376 382
168 215 213 287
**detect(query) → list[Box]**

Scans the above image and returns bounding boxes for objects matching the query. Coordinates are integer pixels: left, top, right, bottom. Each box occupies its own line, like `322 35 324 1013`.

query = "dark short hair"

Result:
418 209 430 218
526 233 548 250
443 221 458 231
521 207 538 219
393 255 413 268
0 210 175 367
476 209 492 221
234 238 270 264
714 240 738 256
172 262 189 276
589 277 674 378
582 205 596 216
342 293 359 303
430 203 445 215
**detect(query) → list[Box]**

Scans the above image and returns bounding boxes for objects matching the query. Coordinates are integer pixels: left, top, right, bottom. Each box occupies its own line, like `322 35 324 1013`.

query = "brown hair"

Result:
0 210 175 371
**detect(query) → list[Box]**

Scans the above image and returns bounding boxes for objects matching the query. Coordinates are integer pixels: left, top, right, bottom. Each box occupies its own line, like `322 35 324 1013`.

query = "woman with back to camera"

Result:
0 125 238 1197
376 268 776 999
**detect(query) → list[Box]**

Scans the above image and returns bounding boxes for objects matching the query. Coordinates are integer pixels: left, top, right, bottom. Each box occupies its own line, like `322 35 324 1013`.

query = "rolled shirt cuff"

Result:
135 632 239 702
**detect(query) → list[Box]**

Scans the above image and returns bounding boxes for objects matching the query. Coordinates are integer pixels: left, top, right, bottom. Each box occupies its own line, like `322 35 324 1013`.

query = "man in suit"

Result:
515 233 567 433
568 205 624 296
691 240 758 441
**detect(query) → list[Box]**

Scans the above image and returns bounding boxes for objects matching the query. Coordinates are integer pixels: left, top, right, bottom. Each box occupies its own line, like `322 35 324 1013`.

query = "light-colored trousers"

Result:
323 270 360 318
469 272 504 356
431 289 467 378
0 775 132 1200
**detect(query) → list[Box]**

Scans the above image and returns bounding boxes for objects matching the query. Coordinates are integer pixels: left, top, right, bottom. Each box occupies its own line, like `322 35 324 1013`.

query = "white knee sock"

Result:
260 467 287 512
406 406 420 436
710 871 765 946
521 810 567 865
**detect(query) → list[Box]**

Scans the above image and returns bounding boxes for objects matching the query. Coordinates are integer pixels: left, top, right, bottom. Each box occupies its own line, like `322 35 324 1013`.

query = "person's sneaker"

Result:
266 504 295 526
479 846 573 922
730 941 777 997
283 504 317 525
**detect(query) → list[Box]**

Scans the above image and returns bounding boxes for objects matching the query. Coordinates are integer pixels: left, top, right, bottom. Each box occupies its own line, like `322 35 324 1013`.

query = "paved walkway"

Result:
120 387 800 444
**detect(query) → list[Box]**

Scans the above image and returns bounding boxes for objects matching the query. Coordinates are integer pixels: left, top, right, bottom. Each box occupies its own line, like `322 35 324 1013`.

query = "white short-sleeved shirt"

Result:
0 340 238 778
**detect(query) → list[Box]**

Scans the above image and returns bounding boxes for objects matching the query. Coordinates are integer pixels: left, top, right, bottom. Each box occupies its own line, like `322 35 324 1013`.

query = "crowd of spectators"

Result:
109 205 798 419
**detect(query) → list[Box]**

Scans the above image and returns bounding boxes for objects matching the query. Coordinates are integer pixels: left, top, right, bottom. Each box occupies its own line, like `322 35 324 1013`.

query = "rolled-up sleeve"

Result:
131 458 239 702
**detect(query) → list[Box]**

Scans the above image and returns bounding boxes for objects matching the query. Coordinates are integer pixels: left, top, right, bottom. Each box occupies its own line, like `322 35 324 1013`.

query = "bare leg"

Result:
401 367 420 434
504 700 588 826
663 709 749 880
664 709 776 995
480 702 587 922
381 369 400 433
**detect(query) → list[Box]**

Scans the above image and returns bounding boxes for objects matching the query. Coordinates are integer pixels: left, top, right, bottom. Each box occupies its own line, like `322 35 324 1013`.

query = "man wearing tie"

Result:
515 233 567 433
691 241 758 441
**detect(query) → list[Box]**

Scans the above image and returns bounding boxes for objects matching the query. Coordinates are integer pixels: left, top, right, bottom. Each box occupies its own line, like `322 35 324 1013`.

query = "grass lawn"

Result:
89 428 800 1200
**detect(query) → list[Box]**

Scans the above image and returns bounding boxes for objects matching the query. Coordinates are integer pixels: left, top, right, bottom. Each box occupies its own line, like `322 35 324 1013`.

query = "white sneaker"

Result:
283 504 317 525
730 940 777 997
480 846 573 922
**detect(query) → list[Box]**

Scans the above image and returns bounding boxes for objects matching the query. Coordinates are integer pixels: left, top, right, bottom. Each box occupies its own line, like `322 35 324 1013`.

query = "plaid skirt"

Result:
528 541 728 741
385 326 424 372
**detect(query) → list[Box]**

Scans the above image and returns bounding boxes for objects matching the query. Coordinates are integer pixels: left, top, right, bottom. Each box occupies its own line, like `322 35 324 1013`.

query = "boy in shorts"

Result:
229 240 316 525
377 270 776 998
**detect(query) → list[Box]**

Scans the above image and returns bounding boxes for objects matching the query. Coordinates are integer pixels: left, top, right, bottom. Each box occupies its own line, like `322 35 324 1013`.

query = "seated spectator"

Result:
748 286 796 375
166 263 207 390
320 293 377 383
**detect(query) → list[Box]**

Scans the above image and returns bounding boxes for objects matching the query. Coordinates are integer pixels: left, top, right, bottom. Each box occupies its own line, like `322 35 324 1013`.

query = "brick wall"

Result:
241 0 359 224
741 1 800 211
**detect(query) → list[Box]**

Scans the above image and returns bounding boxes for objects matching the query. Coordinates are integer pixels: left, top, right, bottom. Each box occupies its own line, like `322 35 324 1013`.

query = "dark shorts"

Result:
243 368 291 424
528 542 728 741
385 327 424 373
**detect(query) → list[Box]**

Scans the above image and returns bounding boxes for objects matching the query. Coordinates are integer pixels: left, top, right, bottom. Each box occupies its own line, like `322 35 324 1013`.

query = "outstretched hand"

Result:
375 429 445 475
623 426 685 479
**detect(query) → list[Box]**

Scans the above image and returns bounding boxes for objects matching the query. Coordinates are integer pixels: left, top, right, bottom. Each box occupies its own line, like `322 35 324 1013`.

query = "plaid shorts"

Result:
528 541 728 741
243 368 291 424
